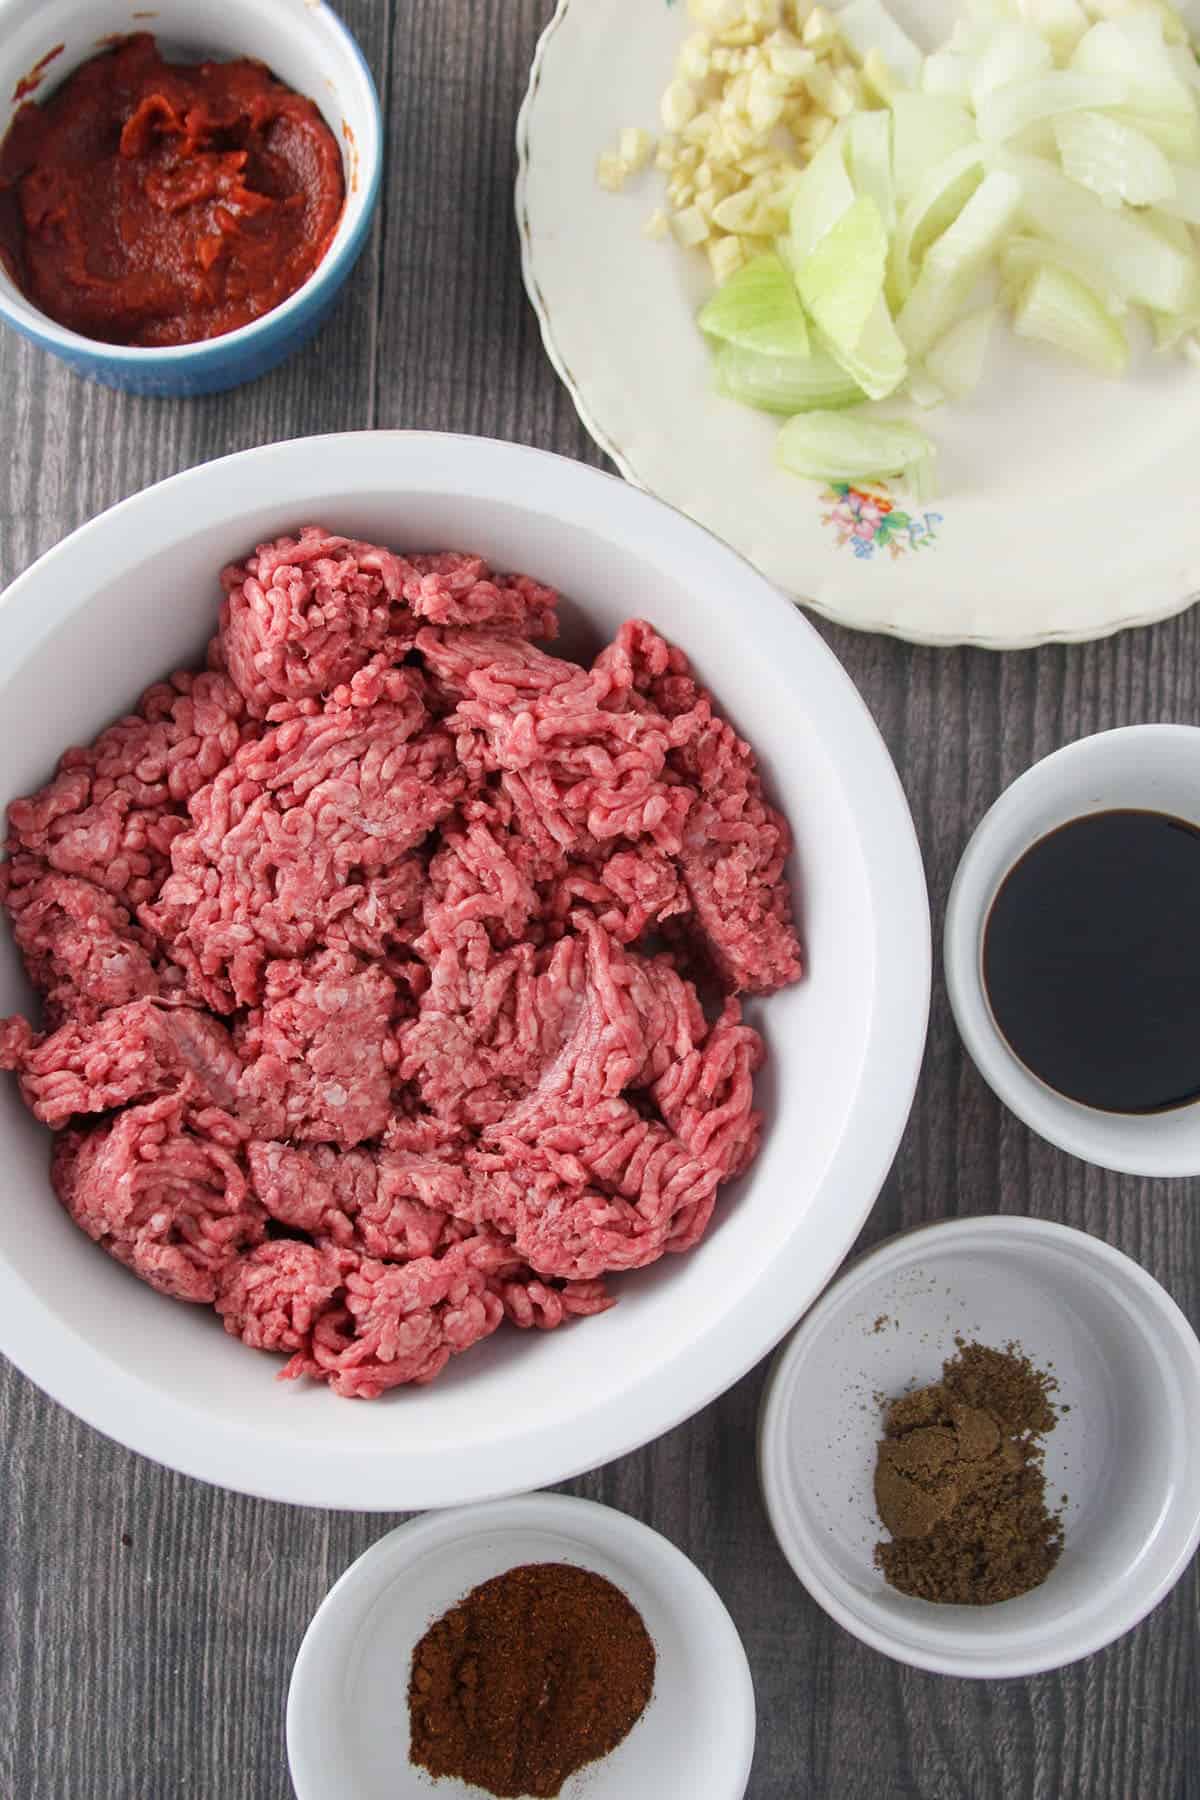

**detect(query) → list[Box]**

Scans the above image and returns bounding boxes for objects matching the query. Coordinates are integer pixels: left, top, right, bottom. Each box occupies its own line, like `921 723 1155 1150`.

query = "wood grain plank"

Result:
0 0 1196 1795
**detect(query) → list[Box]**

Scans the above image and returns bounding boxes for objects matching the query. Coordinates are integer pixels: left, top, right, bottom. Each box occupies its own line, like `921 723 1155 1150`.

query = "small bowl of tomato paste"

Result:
0 1 381 395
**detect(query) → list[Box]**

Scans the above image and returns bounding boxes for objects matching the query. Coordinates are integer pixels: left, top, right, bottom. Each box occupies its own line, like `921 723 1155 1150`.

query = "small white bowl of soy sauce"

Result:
945 725 1200 1177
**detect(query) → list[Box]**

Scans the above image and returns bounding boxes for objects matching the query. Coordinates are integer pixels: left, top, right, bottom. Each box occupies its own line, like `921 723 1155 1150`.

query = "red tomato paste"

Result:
0 34 345 346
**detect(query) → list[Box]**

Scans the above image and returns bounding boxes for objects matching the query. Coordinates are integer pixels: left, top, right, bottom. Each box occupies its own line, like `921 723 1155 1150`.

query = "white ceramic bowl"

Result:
945 726 1200 1177
759 1217 1200 1678
0 431 929 1509
0 0 381 394
287 1495 756 1800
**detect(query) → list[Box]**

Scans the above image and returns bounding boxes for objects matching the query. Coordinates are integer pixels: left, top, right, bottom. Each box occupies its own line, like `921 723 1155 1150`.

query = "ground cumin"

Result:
408 1562 655 1798
873 1341 1063 1605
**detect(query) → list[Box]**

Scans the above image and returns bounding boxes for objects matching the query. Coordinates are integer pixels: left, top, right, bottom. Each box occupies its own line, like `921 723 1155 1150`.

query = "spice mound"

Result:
873 1341 1063 1606
0 33 344 346
408 1562 656 1799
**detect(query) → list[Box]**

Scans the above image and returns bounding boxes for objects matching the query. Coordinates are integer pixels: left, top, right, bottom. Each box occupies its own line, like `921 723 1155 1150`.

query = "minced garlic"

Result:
595 125 656 192
602 0 891 273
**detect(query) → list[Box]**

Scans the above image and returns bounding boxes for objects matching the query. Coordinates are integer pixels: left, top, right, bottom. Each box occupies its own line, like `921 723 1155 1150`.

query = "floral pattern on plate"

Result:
820 484 944 562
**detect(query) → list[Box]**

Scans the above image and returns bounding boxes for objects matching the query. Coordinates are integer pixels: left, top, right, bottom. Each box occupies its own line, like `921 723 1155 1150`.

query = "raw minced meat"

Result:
3 997 242 1127
235 947 400 1147
5 668 250 911
0 529 802 1399
51 1092 265 1305
0 862 166 1026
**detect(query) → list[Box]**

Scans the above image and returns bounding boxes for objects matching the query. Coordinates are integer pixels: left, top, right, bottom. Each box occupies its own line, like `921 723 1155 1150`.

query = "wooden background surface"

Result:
1 3 1197 1795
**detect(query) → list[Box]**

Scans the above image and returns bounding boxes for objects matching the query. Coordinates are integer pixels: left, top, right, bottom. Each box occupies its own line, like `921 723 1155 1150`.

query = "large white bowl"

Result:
0 432 930 1509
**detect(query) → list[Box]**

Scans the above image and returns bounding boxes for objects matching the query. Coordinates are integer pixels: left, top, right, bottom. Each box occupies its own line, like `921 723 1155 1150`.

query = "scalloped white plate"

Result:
516 0 1200 648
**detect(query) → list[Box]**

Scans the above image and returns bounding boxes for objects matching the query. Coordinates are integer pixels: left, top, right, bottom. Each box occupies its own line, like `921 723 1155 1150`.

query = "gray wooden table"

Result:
0 4 1197 1796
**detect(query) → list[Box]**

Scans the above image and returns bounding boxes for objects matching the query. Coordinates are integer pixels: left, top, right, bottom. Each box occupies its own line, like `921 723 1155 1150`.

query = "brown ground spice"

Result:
873 1341 1064 1605
408 1562 655 1798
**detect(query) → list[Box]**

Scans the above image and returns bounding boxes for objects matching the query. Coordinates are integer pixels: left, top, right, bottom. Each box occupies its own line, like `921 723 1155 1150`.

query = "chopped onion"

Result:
925 304 998 394
975 70 1129 142
922 50 973 99
698 253 812 357
897 169 1024 355
999 232 1128 313
890 143 985 303
836 0 926 86
890 93 976 204
1158 160 1200 224
1011 261 1130 373
1053 110 1176 206
970 21 1054 108
776 411 938 495
715 342 866 412
1106 106 1200 162
683 0 1200 493
796 196 890 354
1015 0 1090 61
788 131 856 265
848 110 897 232
816 293 909 398
1150 300 1200 349
998 147 1200 311
1070 14 1196 117
904 367 948 406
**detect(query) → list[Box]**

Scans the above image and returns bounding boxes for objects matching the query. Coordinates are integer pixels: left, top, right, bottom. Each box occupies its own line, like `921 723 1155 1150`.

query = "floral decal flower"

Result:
820 482 943 561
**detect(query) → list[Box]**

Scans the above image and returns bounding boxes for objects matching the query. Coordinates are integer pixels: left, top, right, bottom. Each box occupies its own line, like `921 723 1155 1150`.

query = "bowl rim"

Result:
0 0 382 365
944 724 1200 1177
285 1493 757 1800
758 1214 1200 1678
0 429 930 1508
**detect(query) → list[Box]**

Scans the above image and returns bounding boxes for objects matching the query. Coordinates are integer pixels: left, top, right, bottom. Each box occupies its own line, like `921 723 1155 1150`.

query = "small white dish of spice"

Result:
287 1493 755 1800
757 1216 1200 1677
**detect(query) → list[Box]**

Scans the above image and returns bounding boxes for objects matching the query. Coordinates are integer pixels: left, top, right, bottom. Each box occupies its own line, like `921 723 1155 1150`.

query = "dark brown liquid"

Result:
982 808 1200 1115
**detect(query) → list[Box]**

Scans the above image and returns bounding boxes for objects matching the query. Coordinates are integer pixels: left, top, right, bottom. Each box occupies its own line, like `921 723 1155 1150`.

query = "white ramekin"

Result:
945 725 1200 1177
0 0 381 394
759 1216 1200 1678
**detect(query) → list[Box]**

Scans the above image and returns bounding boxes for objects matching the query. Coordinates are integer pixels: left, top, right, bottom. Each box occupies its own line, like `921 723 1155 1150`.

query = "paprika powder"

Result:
408 1561 656 1798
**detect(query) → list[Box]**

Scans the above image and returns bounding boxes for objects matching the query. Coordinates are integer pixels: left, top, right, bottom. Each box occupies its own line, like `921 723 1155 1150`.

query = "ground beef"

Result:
279 1237 513 1398
236 947 400 1147
597 619 800 994
247 1137 474 1259
2 998 241 1127
0 529 802 1398
215 1240 349 1353
51 1093 264 1304
5 669 250 911
143 670 460 1009
0 862 166 1026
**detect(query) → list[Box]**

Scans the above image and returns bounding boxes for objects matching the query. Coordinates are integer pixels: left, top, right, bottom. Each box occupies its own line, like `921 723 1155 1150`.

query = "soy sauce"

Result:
982 808 1200 1115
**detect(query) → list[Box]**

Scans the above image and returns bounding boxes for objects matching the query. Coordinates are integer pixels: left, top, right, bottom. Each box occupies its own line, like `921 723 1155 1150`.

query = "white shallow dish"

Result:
0 431 929 1510
517 0 1200 648
287 1495 756 1800
759 1217 1200 1678
946 725 1200 1177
